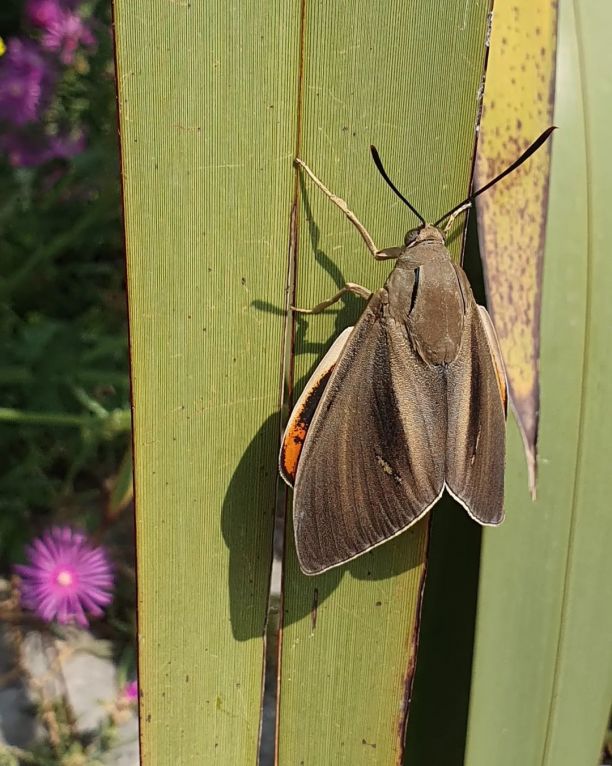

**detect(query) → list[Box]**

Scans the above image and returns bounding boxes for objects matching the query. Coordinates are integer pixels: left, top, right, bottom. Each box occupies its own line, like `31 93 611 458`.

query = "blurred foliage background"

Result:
0 0 129 564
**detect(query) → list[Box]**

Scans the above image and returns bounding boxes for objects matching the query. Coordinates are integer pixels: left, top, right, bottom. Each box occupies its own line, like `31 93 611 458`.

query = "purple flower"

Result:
1 128 86 167
0 38 55 125
25 1 95 65
25 0 67 30
40 8 96 65
15 527 113 627
51 129 86 158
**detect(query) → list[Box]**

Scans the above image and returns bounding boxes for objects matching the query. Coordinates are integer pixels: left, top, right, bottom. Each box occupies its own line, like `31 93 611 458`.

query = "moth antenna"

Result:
370 146 426 226
433 126 557 228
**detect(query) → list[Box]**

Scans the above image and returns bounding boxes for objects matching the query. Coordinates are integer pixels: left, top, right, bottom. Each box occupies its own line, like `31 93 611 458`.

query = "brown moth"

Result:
280 129 554 575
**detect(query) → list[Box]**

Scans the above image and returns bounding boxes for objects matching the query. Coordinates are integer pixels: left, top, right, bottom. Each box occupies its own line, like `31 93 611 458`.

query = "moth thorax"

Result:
407 260 465 366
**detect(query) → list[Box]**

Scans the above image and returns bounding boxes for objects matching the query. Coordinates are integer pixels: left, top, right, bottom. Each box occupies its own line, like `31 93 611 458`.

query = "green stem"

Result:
0 406 131 432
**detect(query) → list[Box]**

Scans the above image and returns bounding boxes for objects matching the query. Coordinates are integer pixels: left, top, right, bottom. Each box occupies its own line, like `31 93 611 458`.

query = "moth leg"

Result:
292 282 372 314
442 201 472 237
295 158 380 258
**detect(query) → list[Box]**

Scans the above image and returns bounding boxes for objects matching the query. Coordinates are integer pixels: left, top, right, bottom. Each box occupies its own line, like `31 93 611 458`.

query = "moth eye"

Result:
404 227 422 246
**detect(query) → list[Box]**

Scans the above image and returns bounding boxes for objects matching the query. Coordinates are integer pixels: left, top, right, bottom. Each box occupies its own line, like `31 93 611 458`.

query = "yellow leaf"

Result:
476 0 558 496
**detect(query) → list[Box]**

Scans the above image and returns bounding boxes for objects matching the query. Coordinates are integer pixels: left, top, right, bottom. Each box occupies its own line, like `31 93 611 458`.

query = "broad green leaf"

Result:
113 2 301 762
466 0 612 763
278 2 492 763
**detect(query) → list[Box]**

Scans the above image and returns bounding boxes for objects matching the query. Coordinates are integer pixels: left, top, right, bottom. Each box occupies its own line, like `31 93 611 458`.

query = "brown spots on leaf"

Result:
475 0 558 496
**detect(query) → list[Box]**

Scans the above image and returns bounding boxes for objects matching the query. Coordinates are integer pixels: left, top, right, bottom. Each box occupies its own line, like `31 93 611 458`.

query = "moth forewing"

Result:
443 272 506 526
292 270 450 576
280 326 353 487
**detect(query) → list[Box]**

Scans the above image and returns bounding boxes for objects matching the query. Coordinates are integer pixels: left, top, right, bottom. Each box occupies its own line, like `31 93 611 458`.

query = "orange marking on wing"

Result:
280 421 308 485
279 326 354 487
280 368 334 486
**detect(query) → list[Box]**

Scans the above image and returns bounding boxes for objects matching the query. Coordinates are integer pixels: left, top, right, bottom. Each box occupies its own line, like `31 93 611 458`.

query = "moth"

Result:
280 128 555 575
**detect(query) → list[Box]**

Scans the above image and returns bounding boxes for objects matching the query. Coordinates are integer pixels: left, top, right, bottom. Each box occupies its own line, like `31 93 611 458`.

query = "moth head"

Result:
404 224 444 248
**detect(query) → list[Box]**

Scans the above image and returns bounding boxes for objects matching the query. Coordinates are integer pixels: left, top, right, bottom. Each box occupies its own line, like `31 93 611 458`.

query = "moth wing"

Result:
293 292 446 575
279 326 353 487
445 298 506 526
476 305 508 417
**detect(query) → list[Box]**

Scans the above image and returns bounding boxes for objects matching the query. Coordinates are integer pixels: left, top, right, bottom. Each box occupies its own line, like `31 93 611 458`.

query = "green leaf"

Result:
278 1 492 762
112 2 300 761
465 1 612 763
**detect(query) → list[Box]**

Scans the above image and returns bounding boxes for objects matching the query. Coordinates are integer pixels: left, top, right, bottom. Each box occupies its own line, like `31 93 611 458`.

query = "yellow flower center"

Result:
56 569 74 587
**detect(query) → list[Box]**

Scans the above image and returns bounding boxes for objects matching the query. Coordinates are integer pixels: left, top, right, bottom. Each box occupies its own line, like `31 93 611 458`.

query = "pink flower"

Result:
122 680 138 703
15 527 113 627
40 8 96 65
